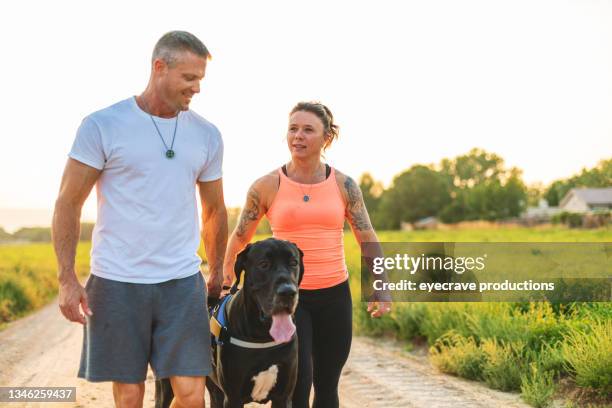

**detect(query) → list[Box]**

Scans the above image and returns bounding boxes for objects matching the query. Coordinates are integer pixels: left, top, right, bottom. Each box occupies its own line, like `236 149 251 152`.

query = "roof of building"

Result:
559 187 612 207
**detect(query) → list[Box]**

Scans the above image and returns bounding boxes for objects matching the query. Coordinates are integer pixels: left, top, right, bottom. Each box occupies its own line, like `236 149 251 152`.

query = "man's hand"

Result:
206 272 223 299
58 277 92 325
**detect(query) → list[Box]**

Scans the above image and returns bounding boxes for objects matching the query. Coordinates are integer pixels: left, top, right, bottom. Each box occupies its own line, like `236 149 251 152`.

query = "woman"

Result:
222 101 391 408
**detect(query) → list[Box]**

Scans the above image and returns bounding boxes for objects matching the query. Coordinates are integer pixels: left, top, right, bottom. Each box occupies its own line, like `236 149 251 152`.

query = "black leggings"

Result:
292 279 352 408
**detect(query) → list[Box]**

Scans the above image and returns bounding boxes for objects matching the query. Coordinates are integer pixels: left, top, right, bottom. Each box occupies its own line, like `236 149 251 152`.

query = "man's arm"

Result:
52 158 101 324
198 178 228 299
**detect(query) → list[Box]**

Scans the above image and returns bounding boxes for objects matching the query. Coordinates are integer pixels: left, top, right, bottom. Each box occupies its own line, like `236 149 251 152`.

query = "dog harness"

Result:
210 293 295 349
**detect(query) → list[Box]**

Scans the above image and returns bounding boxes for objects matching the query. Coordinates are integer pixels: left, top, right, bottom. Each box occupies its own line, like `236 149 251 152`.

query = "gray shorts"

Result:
78 272 212 383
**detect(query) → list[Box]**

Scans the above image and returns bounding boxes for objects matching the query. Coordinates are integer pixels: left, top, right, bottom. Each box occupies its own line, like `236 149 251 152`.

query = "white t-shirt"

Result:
69 96 223 283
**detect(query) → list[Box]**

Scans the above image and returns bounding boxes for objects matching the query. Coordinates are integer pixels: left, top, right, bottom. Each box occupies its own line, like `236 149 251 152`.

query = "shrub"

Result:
467 302 570 351
536 343 566 375
390 303 427 340
430 332 486 380
520 363 556 408
561 320 612 394
481 339 527 391
551 211 584 228
0 278 33 322
420 303 473 345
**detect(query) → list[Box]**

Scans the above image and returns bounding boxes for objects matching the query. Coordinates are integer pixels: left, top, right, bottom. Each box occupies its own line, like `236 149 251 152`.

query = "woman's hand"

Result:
219 266 234 298
367 301 392 318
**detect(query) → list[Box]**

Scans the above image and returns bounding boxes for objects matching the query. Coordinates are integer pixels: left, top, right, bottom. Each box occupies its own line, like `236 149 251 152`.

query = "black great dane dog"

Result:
155 238 304 408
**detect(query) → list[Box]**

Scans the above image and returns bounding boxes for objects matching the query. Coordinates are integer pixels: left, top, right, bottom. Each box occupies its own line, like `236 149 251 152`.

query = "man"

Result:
52 31 227 408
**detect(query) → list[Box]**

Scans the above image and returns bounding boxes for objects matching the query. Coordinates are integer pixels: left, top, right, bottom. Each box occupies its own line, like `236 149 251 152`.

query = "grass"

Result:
0 242 90 324
1 225 610 407
346 226 611 407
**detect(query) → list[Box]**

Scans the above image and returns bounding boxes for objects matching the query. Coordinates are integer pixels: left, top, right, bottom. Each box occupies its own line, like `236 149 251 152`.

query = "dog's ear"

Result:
291 243 305 286
232 243 252 294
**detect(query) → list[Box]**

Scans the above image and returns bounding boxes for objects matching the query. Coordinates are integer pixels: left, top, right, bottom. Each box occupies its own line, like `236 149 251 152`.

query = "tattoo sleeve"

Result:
344 176 373 231
236 187 261 237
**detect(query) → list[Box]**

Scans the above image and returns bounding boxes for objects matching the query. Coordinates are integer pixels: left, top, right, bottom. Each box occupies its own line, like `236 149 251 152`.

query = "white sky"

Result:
0 0 611 224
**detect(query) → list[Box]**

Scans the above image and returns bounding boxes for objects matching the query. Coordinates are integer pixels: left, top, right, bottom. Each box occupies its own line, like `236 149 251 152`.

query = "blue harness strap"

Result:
210 294 233 345
216 295 231 328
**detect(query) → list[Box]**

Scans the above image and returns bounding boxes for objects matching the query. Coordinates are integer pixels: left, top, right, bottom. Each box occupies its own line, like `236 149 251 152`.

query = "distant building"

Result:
559 187 612 213
522 198 563 225
413 216 439 230
523 198 563 222
400 217 439 230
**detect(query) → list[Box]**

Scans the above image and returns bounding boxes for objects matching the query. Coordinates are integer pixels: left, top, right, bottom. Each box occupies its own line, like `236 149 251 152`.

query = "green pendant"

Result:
166 149 175 159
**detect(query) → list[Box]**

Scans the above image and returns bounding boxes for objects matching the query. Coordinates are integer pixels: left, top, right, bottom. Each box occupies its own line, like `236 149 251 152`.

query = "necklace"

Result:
299 183 313 202
289 163 322 202
140 96 179 159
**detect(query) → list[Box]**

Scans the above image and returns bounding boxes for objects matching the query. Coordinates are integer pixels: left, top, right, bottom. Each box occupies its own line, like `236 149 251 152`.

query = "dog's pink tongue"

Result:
270 313 295 343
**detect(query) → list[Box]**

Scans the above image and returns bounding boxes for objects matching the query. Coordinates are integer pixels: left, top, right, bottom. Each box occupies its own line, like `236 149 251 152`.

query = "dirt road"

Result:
0 301 530 408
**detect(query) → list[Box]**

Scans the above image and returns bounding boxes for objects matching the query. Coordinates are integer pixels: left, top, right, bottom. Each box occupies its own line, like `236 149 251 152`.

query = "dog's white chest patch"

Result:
251 364 279 402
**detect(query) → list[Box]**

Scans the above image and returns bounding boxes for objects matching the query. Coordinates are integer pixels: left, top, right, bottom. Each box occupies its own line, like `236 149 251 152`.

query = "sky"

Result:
0 0 610 231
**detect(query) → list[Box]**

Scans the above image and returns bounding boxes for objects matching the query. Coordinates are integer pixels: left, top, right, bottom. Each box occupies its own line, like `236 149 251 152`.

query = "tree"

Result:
12 227 52 242
543 180 567 207
359 173 383 215
501 168 528 217
439 189 473 223
526 182 545 207
440 148 505 188
438 149 527 222
366 148 543 228
374 165 451 229
544 158 612 206
0 227 13 242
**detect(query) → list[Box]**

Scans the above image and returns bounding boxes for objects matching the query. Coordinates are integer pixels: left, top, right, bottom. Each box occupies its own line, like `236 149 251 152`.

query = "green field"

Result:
342 227 611 408
0 242 91 324
1 226 610 407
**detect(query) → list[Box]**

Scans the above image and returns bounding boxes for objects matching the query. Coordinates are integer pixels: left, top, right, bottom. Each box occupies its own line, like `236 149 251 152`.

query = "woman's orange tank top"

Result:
266 167 348 290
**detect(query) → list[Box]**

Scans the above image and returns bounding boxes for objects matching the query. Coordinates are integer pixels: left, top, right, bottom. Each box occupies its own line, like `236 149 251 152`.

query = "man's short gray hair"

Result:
152 31 211 66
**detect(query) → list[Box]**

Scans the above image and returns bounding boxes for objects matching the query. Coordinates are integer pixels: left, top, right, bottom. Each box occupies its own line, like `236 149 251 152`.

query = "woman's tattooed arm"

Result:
344 176 373 231
236 187 261 237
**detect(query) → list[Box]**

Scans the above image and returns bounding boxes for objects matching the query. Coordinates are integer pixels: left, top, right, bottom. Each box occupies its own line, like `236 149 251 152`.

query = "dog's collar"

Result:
210 295 295 349
228 335 295 349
